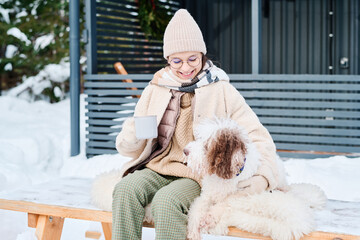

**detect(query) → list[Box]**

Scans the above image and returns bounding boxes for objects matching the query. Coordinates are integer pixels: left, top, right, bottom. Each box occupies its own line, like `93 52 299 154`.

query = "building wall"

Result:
186 0 360 74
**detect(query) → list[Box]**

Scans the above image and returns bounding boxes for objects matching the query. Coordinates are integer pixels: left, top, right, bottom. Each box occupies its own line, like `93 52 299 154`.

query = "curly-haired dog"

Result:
183 118 288 240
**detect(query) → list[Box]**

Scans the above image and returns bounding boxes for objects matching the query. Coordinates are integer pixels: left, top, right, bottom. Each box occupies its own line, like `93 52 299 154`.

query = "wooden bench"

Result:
0 178 359 240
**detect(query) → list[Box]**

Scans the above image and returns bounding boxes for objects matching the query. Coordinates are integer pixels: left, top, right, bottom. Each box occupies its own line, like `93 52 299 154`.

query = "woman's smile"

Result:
178 69 196 78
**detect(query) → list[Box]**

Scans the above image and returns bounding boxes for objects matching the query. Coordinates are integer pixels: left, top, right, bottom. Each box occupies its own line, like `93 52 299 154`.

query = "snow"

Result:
54 86 64 98
5 44 18 58
7 59 70 101
30 0 40 16
4 63 12 71
0 94 359 239
43 60 71 83
0 96 70 191
34 34 54 51
7 27 31 45
0 6 12 23
285 156 360 202
15 10 28 19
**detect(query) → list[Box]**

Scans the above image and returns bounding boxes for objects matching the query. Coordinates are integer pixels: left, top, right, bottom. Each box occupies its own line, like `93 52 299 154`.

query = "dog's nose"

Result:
183 148 190 156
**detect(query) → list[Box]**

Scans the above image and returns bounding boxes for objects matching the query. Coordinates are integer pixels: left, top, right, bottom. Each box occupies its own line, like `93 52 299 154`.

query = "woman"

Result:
112 9 280 240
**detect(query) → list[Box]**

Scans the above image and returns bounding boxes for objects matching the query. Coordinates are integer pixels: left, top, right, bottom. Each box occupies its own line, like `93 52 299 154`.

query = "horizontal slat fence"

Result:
84 74 360 158
93 0 181 74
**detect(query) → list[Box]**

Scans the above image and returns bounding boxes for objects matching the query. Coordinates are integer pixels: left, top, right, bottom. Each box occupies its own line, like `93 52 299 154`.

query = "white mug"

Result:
134 115 158 139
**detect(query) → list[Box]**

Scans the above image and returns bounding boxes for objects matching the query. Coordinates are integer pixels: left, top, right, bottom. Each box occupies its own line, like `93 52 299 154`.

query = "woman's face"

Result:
168 51 203 81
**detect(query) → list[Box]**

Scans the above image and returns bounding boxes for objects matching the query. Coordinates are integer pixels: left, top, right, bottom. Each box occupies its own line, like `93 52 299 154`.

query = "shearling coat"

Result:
116 80 281 190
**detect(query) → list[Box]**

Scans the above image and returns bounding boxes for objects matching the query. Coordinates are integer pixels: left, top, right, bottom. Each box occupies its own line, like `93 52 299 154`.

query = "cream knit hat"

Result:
163 9 207 59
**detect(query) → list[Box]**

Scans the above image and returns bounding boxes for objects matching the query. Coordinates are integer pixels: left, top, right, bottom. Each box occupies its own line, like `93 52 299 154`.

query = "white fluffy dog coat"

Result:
183 118 323 240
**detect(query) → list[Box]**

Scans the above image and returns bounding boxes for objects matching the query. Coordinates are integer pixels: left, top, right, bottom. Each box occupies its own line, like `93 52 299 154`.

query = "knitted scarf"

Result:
150 60 229 92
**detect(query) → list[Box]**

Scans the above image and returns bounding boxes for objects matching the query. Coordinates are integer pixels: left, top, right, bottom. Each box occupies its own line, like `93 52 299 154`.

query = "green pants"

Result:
112 168 201 240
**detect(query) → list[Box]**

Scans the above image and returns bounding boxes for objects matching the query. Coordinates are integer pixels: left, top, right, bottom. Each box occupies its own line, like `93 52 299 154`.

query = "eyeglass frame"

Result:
167 54 202 69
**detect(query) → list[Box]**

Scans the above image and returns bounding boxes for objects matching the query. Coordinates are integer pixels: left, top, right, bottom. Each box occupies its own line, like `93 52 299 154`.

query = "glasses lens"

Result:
187 56 200 67
170 58 182 69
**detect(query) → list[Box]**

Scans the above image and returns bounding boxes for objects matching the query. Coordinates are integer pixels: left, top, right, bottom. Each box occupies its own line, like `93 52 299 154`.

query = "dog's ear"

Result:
207 129 247 179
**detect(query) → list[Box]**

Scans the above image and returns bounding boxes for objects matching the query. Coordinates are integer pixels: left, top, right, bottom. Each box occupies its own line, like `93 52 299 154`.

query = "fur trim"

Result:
91 169 123 211
287 183 327 209
195 183 326 240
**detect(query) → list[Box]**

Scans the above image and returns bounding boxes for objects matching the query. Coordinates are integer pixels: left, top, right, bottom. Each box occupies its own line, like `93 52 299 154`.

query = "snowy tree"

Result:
0 0 84 102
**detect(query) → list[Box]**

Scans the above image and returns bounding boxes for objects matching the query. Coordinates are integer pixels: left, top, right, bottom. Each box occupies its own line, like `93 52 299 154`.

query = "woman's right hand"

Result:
115 117 146 157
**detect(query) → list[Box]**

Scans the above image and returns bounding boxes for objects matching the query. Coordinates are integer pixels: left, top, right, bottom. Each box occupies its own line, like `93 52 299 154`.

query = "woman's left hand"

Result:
236 175 269 196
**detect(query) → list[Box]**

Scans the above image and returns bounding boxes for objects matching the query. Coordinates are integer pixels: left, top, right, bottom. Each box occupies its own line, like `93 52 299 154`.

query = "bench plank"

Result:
1 198 360 240
1 178 360 240
0 199 112 223
227 227 360 240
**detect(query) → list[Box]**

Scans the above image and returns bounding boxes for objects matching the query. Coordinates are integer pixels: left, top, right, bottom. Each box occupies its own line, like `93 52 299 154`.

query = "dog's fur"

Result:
184 118 288 240
90 118 326 240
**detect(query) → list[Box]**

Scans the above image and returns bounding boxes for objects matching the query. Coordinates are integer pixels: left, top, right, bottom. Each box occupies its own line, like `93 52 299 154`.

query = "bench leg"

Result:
28 213 64 240
28 213 39 228
101 222 112 240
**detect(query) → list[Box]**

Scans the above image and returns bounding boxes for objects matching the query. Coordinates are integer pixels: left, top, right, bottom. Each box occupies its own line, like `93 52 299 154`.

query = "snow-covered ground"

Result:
0 94 359 240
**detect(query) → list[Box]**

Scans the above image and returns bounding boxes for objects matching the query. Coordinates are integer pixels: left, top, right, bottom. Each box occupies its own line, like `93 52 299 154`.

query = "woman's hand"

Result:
236 175 269 196
115 117 146 157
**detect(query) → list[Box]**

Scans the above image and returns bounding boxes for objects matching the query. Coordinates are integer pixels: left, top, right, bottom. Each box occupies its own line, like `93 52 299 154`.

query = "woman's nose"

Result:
180 62 192 71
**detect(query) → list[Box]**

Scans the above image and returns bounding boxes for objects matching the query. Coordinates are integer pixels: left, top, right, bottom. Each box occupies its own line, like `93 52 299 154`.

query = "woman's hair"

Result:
201 54 208 69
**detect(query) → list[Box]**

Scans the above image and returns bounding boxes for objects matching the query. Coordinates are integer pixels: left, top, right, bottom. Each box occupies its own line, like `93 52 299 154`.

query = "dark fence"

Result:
84 74 360 158
85 0 181 75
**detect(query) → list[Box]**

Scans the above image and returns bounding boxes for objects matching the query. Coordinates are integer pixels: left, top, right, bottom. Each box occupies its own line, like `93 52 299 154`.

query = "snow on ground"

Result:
0 94 359 239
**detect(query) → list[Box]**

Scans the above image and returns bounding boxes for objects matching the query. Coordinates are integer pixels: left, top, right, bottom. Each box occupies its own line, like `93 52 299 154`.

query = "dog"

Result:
183 118 288 240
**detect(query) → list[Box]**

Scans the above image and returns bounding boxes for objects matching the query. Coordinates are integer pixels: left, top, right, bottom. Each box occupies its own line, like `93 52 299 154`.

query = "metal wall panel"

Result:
262 0 359 74
187 0 359 74
186 0 252 74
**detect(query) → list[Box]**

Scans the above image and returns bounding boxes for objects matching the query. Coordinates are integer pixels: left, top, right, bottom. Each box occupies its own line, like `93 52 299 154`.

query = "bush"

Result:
0 0 84 102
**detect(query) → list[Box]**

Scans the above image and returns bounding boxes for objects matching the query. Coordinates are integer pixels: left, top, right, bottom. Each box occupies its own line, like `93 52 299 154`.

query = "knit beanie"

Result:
163 9 207 59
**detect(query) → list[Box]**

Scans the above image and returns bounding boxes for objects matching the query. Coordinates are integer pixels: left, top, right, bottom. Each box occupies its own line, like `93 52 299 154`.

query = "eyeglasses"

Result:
168 55 201 69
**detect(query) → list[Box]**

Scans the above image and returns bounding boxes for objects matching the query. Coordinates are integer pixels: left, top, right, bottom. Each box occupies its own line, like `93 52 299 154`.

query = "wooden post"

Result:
101 222 112 240
28 213 39 228
114 62 133 84
114 62 140 98
35 215 64 240
85 230 101 239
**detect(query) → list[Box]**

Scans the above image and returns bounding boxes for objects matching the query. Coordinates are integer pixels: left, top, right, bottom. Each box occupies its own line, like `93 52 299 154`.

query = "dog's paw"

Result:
199 213 217 231
187 229 201 240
